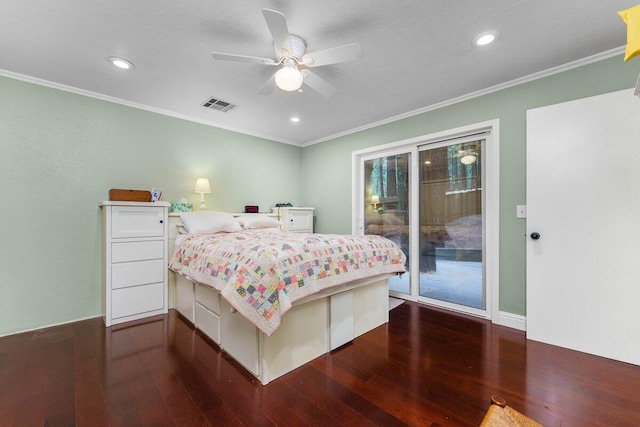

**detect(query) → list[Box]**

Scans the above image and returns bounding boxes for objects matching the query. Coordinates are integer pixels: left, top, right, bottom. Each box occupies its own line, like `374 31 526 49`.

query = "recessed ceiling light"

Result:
107 56 134 70
290 117 300 123
474 32 497 46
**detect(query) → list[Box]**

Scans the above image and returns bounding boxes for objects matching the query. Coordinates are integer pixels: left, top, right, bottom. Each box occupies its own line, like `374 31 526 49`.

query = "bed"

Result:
168 211 406 384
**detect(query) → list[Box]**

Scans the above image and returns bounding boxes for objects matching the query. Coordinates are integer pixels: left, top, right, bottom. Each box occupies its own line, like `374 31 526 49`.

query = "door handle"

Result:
530 232 541 240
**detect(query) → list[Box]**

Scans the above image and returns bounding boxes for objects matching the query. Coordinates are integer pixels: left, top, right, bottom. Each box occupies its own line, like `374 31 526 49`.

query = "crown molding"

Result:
302 46 626 147
0 69 302 147
1 45 626 149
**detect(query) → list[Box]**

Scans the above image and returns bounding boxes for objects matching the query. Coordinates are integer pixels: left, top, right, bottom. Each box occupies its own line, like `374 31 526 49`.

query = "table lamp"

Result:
194 178 211 210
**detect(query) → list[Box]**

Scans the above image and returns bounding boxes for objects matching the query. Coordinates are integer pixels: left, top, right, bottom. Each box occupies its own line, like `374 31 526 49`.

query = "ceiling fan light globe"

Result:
275 66 303 91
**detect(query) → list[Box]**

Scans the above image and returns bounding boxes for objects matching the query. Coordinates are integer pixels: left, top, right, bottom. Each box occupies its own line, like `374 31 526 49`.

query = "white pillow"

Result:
175 222 189 235
236 214 281 230
179 211 242 234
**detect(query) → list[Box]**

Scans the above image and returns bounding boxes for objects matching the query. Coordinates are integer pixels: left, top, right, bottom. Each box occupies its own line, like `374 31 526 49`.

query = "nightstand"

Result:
277 207 314 233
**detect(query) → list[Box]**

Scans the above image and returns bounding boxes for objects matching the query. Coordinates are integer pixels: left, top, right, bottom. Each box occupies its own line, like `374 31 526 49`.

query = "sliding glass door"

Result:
418 140 484 310
362 153 411 295
354 125 496 319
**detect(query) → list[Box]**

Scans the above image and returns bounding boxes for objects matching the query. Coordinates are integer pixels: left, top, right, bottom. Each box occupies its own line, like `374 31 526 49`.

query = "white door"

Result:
526 88 640 365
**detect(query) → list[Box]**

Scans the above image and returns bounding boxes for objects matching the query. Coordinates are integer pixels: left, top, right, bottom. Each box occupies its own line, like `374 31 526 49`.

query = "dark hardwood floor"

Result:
1 302 640 426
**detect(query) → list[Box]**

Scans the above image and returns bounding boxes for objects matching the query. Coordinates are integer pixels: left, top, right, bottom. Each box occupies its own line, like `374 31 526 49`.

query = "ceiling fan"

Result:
211 9 362 97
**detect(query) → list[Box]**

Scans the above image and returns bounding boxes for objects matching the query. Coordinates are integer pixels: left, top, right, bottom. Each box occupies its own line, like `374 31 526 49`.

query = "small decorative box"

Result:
171 202 193 213
109 189 152 202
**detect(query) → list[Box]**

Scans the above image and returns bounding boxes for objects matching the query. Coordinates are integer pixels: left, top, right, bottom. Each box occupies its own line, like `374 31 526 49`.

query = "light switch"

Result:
516 205 526 218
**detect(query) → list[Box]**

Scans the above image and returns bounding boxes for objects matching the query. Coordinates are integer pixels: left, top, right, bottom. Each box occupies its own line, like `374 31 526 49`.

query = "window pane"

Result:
364 153 410 294
419 141 484 309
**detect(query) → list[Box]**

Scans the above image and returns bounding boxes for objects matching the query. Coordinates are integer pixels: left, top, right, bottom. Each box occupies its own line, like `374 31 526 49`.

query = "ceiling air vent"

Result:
202 97 236 112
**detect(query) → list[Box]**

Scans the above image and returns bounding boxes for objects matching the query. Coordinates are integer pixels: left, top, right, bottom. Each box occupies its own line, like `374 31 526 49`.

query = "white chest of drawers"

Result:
100 201 170 326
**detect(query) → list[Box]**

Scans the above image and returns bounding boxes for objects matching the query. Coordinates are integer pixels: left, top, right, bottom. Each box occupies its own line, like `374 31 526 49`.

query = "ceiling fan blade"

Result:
301 43 361 67
301 70 336 97
262 9 293 58
212 52 277 65
258 73 276 96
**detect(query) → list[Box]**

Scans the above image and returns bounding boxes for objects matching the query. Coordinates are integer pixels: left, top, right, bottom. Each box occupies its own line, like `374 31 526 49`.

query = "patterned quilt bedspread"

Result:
169 229 406 336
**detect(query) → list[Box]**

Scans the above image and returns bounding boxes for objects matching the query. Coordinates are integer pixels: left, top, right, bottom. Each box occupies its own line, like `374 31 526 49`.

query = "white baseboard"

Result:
0 314 103 338
1 310 527 338
495 311 526 331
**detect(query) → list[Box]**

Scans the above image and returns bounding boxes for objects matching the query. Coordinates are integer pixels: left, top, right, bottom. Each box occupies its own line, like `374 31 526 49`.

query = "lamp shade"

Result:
194 178 211 194
371 195 380 204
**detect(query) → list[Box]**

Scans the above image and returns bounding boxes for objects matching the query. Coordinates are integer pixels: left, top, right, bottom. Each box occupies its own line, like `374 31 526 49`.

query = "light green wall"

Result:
1 55 636 335
0 76 303 336
302 55 638 315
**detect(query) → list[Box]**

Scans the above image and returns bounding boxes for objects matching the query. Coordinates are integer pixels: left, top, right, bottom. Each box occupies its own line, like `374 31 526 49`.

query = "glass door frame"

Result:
352 120 500 321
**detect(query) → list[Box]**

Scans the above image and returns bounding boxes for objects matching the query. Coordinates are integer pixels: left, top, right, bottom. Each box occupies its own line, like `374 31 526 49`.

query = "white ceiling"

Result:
1 1 635 146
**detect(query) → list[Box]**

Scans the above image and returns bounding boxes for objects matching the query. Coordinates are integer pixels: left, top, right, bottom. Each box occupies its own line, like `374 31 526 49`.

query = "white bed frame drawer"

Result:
195 302 220 343
112 259 165 289
195 285 220 314
111 206 165 239
220 299 260 376
175 275 195 323
330 291 354 350
112 240 164 263
111 282 164 319
174 274 390 385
